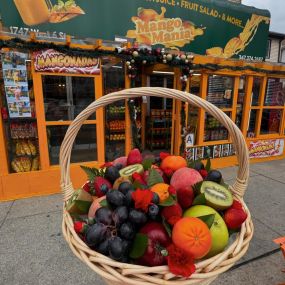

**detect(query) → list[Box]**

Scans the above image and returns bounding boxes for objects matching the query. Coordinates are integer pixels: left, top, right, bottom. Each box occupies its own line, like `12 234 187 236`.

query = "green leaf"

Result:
193 181 203 195
162 217 172 237
192 193 207 206
229 228 240 235
80 165 97 181
147 169 163 187
197 214 215 229
129 233 148 259
74 200 92 214
99 199 108 207
142 158 155 170
159 195 175 207
205 158 211 172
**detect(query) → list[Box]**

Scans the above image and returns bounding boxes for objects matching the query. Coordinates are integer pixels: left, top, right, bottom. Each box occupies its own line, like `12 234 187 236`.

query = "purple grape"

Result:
95 207 113 225
112 206 128 225
119 222 135 240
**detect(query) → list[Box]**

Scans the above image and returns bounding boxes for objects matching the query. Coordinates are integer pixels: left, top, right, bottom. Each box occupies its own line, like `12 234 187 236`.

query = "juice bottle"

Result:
13 0 51 26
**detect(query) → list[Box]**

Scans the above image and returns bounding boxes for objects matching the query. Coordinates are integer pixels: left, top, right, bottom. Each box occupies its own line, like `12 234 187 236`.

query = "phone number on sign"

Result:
238 55 264 61
9 26 66 40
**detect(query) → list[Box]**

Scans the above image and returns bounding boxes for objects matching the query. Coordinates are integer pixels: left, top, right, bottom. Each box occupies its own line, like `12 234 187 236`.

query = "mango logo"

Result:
206 14 270 58
126 7 204 49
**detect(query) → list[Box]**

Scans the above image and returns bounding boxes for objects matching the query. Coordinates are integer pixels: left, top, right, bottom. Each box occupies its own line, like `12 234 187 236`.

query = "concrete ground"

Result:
0 159 285 285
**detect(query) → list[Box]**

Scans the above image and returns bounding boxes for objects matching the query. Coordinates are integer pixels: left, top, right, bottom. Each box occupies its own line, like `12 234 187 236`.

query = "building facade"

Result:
266 32 285 63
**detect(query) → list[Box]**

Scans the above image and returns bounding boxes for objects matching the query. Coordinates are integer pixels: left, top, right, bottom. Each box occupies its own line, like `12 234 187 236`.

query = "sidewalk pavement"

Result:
0 159 285 285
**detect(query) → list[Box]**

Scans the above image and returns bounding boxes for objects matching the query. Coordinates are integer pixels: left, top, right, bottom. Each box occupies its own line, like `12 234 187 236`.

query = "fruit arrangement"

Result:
11 156 39 172
15 140 37 156
108 121 125 131
10 122 38 139
68 149 248 278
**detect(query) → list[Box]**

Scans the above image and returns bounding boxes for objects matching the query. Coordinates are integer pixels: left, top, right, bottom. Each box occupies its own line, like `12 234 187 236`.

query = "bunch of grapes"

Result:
85 181 160 263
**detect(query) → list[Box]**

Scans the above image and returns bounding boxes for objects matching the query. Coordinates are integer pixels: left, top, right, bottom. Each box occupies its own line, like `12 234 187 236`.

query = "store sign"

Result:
33 49 100 74
0 0 270 60
249 139 284 159
185 133 194 147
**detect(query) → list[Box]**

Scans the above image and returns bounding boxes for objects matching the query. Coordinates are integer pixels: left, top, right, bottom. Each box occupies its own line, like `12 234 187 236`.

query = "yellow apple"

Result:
184 205 229 257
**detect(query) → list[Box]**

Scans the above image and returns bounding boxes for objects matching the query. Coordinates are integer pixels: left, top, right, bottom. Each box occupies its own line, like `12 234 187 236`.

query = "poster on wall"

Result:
1 51 31 118
1 0 270 60
33 49 100 74
249 139 284 158
185 143 236 162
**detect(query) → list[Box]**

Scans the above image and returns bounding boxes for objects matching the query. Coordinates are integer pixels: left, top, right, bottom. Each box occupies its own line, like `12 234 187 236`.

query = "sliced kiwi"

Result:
200 181 233 210
119 164 144 180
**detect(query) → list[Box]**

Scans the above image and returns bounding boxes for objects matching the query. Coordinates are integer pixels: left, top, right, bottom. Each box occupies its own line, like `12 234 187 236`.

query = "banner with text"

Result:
249 139 284 159
33 49 100 74
1 0 270 60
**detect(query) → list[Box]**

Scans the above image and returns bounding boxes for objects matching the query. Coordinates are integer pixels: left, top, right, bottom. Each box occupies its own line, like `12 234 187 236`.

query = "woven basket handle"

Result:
60 87 249 202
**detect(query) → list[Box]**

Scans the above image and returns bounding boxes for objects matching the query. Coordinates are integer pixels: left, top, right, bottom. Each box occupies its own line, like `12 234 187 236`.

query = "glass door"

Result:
145 73 174 154
42 75 98 165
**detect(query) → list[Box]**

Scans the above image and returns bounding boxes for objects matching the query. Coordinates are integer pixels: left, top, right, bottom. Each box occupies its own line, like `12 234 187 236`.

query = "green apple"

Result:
184 205 229 257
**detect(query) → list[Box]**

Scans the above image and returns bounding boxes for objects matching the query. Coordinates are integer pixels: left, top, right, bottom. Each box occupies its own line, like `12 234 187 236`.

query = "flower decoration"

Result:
132 189 154 212
167 244 196 277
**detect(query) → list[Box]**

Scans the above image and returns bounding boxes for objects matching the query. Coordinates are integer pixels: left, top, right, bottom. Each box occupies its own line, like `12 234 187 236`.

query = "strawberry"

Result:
231 200 243 210
160 152 170 160
224 208 248 229
127 148 142 165
199 169 208 179
82 181 91 193
168 185 176 195
176 186 194 209
161 203 183 226
132 172 146 185
74 221 88 234
163 167 174 177
93 177 112 197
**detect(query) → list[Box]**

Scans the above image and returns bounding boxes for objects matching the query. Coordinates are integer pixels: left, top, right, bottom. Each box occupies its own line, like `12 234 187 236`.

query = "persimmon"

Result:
172 217 212 259
160 156 187 172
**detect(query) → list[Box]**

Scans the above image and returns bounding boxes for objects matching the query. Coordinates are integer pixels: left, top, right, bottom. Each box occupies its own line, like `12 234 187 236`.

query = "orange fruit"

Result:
160 156 187 172
150 183 169 203
172 217 212 259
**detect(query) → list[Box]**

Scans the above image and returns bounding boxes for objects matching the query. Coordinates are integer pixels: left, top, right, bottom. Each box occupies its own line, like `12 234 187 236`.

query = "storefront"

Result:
0 0 285 200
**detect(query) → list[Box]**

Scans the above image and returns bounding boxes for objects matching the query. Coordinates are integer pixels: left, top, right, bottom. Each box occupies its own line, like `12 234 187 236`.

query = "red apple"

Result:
137 222 171 266
177 186 195 209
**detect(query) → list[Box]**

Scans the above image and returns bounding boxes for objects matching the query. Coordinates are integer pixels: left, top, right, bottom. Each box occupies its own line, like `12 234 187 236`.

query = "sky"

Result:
243 0 285 34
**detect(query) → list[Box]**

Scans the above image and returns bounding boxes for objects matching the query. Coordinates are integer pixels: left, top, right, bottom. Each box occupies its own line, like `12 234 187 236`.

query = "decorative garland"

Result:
1 38 285 75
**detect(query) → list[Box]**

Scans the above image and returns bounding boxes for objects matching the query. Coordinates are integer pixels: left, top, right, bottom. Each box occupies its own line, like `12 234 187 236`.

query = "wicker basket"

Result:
60 87 253 285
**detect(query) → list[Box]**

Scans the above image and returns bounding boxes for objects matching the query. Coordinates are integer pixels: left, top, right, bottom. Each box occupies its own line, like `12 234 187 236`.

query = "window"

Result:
281 48 285 63
266 39 271 59
42 75 98 165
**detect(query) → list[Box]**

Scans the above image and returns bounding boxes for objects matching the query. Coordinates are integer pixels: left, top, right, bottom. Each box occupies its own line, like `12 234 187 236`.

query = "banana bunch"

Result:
11 156 40 173
15 140 37 156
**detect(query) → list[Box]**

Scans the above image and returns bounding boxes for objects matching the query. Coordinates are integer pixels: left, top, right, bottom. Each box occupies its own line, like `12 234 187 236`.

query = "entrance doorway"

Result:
141 73 175 154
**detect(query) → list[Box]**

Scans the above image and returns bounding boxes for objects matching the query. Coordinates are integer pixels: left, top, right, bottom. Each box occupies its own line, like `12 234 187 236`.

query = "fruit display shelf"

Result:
60 87 253 285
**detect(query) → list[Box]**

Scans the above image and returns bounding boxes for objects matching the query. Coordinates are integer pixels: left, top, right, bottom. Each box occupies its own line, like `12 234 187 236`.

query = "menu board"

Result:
1 51 31 118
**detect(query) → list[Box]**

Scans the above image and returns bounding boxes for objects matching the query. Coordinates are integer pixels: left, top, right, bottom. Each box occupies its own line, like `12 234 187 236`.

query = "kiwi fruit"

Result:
119 164 144 180
200 181 233 210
